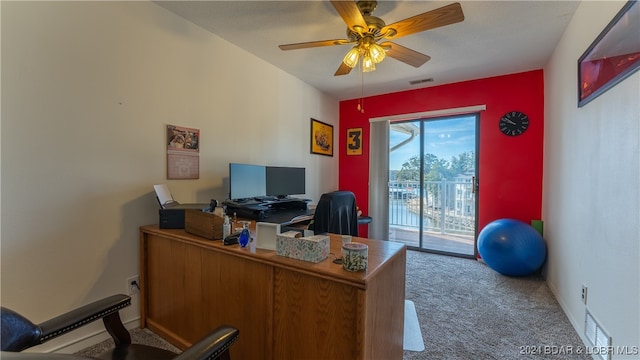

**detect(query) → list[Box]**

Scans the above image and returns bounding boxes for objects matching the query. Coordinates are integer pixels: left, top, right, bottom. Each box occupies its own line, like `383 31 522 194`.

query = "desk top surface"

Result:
141 224 405 289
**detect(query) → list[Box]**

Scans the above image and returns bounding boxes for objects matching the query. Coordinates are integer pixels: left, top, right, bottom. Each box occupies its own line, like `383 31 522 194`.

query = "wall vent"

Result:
585 309 611 360
409 78 434 85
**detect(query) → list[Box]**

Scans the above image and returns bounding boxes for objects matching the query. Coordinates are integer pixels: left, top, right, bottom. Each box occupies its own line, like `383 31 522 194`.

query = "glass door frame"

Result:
390 113 480 259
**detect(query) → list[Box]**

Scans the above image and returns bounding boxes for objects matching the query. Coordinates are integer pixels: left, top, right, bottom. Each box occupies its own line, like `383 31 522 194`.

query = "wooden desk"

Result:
139 225 406 360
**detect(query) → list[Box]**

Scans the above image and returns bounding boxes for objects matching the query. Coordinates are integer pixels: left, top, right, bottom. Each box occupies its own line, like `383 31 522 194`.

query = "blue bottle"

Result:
239 223 250 248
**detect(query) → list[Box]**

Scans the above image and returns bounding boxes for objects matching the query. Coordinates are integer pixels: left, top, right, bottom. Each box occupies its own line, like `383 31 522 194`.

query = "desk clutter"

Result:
158 203 333 264
152 185 363 269
182 212 330 264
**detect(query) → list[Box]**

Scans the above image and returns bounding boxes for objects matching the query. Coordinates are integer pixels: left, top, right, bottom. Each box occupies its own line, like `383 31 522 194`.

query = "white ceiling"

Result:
155 1 580 101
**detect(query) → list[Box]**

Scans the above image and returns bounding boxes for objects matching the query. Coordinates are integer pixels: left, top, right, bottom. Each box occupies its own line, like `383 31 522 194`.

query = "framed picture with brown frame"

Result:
578 0 640 107
166 124 200 179
310 118 333 156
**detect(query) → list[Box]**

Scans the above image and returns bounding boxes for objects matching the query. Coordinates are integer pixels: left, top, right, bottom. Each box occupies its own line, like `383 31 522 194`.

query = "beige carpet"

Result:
402 250 589 360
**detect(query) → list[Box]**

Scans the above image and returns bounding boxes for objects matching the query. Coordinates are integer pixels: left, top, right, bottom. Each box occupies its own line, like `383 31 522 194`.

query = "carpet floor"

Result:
76 250 589 359
402 250 589 360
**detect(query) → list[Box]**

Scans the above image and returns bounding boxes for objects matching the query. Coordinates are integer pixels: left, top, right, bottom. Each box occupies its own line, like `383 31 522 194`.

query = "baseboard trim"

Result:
545 279 590 349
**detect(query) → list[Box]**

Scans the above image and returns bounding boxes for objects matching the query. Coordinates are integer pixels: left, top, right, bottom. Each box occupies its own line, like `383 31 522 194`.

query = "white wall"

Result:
1 1 338 352
544 1 639 357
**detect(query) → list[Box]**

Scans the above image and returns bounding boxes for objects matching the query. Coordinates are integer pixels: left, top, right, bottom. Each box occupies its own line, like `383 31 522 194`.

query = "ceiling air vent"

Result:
409 78 434 85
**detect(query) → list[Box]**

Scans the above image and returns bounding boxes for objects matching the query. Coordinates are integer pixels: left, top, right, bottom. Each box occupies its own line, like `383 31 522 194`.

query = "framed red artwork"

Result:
578 1 640 107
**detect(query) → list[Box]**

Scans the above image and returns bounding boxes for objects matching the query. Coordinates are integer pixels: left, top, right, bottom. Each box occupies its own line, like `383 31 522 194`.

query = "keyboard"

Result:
230 199 262 206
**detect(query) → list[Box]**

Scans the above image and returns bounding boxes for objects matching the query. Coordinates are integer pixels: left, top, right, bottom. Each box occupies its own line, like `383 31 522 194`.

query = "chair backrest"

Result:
312 191 358 236
1 307 42 352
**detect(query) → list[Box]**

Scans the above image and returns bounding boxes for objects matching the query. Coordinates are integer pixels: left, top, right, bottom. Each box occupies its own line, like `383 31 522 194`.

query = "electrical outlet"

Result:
581 285 588 305
127 275 140 295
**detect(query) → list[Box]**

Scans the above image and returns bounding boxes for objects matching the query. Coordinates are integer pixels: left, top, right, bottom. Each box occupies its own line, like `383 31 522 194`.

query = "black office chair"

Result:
1 294 238 360
309 190 358 236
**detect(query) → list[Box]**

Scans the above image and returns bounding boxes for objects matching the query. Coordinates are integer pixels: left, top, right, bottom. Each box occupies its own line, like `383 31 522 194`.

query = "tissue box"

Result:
184 209 223 240
276 231 329 263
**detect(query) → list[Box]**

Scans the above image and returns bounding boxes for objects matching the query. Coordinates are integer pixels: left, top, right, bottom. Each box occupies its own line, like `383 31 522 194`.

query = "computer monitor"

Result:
229 163 266 201
266 166 305 198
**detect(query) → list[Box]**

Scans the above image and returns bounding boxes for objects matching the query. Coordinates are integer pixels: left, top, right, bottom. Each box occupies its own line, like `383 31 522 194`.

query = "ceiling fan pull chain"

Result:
358 59 365 113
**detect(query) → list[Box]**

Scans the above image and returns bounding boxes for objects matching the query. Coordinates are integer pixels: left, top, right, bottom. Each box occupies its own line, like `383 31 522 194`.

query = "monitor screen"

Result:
266 166 305 197
229 163 266 201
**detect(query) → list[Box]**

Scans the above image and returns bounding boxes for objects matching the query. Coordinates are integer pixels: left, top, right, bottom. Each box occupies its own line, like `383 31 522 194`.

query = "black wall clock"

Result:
499 111 529 136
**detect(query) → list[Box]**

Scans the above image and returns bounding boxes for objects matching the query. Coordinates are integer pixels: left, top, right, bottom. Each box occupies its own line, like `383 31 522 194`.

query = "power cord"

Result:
130 280 140 292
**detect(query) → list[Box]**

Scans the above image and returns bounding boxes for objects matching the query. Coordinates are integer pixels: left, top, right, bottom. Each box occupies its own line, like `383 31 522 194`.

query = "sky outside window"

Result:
390 115 476 171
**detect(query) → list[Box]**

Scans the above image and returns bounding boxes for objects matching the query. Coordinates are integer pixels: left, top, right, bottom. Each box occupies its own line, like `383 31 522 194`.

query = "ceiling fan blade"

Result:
334 62 354 76
382 3 464 39
330 1 368 34
381 42 431 68
279 39 352 51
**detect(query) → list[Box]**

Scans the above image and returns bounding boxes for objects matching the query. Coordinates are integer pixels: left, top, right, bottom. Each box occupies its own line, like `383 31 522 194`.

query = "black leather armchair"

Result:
309 190 358 236
1 294 238 360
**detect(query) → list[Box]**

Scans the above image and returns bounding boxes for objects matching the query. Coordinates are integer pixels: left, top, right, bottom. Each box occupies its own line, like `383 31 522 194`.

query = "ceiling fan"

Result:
278 1 465 76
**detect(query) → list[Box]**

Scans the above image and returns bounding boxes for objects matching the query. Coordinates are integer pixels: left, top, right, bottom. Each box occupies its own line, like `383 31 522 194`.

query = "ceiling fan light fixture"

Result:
343 46 361 68
368 42 386 63
279 1 465 77
362 53 375 72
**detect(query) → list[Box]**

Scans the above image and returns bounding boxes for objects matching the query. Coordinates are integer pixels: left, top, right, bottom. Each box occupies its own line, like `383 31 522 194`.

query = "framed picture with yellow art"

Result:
310 118 333 156
346 127 363 155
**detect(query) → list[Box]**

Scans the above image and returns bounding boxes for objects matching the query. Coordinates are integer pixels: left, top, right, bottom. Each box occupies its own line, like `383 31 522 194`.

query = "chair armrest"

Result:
0 352 92 360
174 325 239 360
38 294 131 343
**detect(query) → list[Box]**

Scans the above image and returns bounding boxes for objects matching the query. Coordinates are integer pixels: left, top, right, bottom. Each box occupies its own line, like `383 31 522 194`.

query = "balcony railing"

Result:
389 180 475 237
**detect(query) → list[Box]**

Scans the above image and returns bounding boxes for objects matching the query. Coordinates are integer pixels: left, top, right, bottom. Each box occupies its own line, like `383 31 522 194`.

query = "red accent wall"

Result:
339 70 544 238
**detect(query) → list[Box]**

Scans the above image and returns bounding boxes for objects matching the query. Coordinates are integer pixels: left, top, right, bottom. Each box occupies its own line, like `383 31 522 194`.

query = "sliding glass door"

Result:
389 114 478 257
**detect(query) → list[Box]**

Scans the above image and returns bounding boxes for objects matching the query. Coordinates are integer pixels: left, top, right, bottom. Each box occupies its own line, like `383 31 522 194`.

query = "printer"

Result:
154 184 212 229
159 202 211 229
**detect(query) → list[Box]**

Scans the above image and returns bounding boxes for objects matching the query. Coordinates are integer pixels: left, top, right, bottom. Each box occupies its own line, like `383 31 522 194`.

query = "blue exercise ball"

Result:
477 218 547 276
